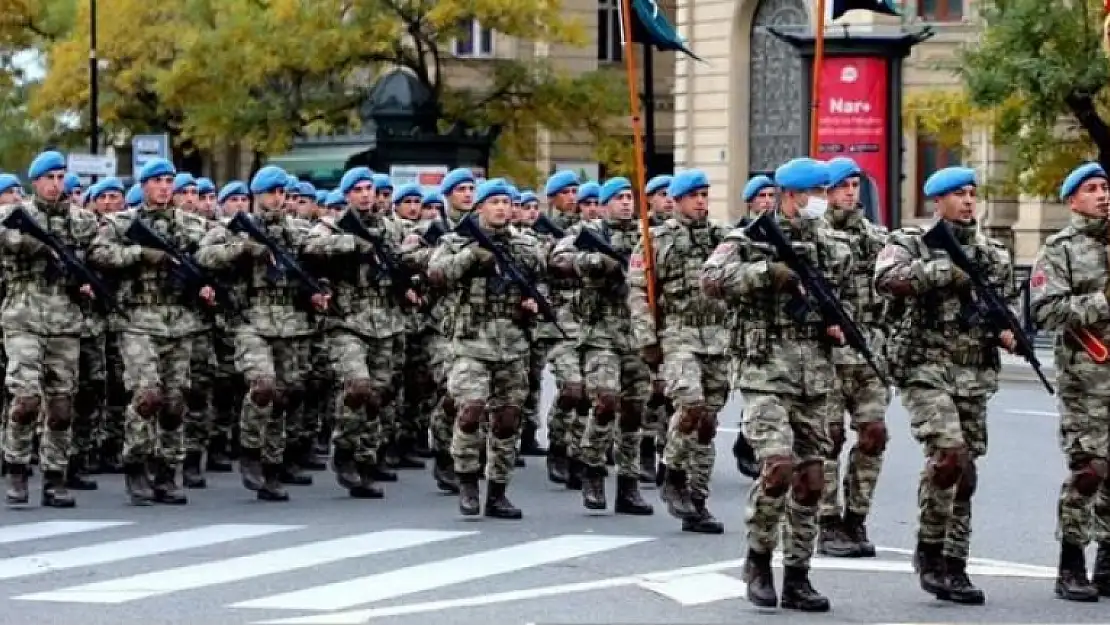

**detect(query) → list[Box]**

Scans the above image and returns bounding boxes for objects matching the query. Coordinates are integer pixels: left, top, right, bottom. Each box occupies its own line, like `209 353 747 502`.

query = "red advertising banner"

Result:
815 56 890 226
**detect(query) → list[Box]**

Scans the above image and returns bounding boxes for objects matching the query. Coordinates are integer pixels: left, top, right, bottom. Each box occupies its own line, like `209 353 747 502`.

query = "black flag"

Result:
831 0 899 20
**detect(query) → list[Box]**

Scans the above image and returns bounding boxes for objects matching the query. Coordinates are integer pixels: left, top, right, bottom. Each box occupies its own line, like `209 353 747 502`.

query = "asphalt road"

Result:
0 375 1100 625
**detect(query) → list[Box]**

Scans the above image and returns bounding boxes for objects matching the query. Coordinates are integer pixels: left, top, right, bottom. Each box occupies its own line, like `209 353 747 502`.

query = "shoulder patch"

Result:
403 233 422 247
1030 266 1047 289
630 252 645 270
711 242 736 257
877 245 898 262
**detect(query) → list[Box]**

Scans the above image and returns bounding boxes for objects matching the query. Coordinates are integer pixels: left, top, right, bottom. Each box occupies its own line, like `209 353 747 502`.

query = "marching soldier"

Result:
875 165 1015 605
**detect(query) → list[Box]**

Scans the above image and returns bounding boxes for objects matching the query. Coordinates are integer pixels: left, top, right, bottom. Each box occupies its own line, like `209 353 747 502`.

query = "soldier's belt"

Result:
248 291 294 307
9 281 70 296
918 347 988 366
131 291 177 306
769 325 823 341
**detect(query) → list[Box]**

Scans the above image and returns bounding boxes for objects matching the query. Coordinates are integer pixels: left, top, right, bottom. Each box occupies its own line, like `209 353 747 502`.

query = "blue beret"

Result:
79 191 91 207
172 173 197 194
63 172 82 194
440 168 475 195
826 157 862 187
474 179 514 206
1060 162 1108 200
139 158 176 183
90 177 125 200
296 182 317 198
339 167 374 195
283 176 301 194
0 173 21 195
923 166 976 199
519 190 538 205
600 177 632 205
577 181 601 202
29 151 66 180
668 169 710 198
421 190 445 206
251 166 289 195
315 190 328 204
86 181 104 201
218 181 249 204
125 183 143 207
645 175 672 195
742 175 774 202
509 185 522 204
392 183 422 204
372 174 392 190
324 190 346 207
196 177 216 195
774 158 829 191
544 170 580 197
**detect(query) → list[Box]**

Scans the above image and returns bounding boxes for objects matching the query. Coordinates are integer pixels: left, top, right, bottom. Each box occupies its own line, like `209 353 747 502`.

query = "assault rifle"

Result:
456 213 568 339
745 212 890 386
922 219 1054 395
531 214 565 239
423 221 446 246
125 217 245 321
336 210 427 310
227 212 337 314
2 206 126 318
574 227 627 270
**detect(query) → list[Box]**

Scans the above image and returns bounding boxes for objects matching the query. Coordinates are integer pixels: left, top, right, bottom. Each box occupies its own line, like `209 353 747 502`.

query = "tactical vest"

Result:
3 203 80 296
128 210 195 306
656 222 727 329
242 220 304 309
574 223 639 323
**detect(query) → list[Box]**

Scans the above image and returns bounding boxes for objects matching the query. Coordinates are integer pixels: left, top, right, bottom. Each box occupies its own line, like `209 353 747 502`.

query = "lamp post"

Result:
89 0 98 156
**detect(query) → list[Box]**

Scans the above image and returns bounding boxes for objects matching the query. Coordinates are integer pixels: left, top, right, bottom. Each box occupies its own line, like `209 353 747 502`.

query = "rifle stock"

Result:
574 228 628 270
532 214 565 239
335 210 428 312
227 213 335 316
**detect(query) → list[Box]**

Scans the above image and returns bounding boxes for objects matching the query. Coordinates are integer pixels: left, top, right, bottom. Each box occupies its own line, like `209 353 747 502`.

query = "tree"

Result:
904 0 1110 198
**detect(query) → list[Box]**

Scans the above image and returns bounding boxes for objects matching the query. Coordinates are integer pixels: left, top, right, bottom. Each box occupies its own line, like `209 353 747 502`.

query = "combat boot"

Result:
615 475 653 515
413 434 434 459
65 455 98 490
941 556 985 605
732 431 760 479
5 463 28 506
817 515 860 557
1093 542 1110 596
1055 541 1099 602
123 462 154 506
393 439 426 469
42 470 76 508
97 440 124 473
258 463 290 502
842 511 876 557
518 421 547 457
151 461 187 505
638 437 656 484
514 455 526 468
371 445 398 482
182 450 207 489
660 467 698 519
605 446 615 466
433 451 460 494
279 441 313 486
741 548 777 608
239 447 265 491
780 566 831 612
546 443 568 484
330 448 362 490
913 541 947 597
484 480 522 520
349 462 384 499
457 471 481 516
581 465 607 510
565 457 584 490
682 497 724 534
205 435 234 472
298 437 327 470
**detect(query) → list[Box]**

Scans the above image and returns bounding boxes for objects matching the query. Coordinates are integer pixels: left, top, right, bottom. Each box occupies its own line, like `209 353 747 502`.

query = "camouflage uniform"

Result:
90 204 209 505
71 304 106 491
101 329 127 471
427 213 545 518
876 216 1011 605
1 198 98 507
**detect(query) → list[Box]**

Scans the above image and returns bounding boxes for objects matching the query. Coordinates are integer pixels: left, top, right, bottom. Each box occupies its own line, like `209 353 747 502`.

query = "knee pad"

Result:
134 388 163 418
927 446 967 489
677 402 708 435
442 395 458 418
249 376 277 407
9 395 41 425
555 383 583 411
492 405 522 439
342 378 374 410
762 455 794 497
791 460 824 506
955 459 978 501
159 389 186 430
696 409 718 445
594 391 619 424
828 420 845 458
857 421 888 456
1072 458 1109 497
618 399 643 432
44 396 72 431
458 400 485 434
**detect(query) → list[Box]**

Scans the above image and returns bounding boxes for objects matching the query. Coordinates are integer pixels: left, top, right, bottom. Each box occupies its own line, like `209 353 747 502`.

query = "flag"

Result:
624 0 701 60
829 0 900 21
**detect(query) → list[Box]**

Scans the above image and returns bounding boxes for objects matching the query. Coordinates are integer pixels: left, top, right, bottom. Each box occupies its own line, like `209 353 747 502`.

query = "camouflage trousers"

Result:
3 332 79 472
329 331 395 465
524 340 552 429
119 332 191 466
820 363 891 519
302 331 332 448
429 334 455 453
380 334 406 447
901 386 989 561
73 333 107 460
548 340 586 458
211 327 241 448
103 332 126 453
402 329 436 447
660 350 729 499
1056 386 1110 546
743 391 833 567
184 330 216 453
580 346 651 478
447 355 529 483
235 332 308 465
284 336 320 450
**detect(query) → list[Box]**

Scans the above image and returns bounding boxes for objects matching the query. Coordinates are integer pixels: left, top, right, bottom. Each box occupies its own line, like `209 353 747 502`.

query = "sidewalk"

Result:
1000 348 1056 385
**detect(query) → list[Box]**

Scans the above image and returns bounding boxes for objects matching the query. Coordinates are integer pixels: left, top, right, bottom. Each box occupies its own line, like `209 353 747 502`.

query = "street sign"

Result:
131 134 171 176
67 153 117 178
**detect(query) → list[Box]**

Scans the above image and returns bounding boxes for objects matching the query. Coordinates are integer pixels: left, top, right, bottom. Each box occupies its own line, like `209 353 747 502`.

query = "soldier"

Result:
0 151 99 508
91 179 127 474
875 165 1015 605
640 174 673 484
125 184 143 209
196 178 217 218
513 189 548 460
701 158 847 610
817 158 891 558
629 169 730 534
63 172 82 204
426 178 546 518
196 166 329 501
551 176 653 515
1030 162 1110 601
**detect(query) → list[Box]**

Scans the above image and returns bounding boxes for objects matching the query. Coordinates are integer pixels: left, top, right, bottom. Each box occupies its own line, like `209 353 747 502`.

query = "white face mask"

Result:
799 196 828 220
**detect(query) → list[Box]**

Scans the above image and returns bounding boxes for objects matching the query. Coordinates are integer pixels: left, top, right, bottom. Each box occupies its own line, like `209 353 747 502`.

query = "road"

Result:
0 376 1099 625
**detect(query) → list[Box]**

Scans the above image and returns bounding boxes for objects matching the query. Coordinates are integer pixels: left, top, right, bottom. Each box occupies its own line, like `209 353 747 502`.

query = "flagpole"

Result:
809 0 828 158
618 0 658 316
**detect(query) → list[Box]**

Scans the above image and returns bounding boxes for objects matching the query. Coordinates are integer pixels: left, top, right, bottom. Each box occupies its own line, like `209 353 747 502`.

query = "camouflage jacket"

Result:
826 208 889 367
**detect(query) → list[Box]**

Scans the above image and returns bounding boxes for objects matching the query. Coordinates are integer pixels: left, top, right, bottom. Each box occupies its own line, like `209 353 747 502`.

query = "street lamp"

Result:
89 0 98 156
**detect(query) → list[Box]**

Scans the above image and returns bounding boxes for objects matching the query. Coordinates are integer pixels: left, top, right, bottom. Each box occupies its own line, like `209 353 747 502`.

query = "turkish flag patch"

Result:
403 233 422 247
1030 268 1047 289
630 253 644 270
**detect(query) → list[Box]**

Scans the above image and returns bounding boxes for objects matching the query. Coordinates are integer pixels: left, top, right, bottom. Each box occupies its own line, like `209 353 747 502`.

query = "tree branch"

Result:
1064 92 1110 168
